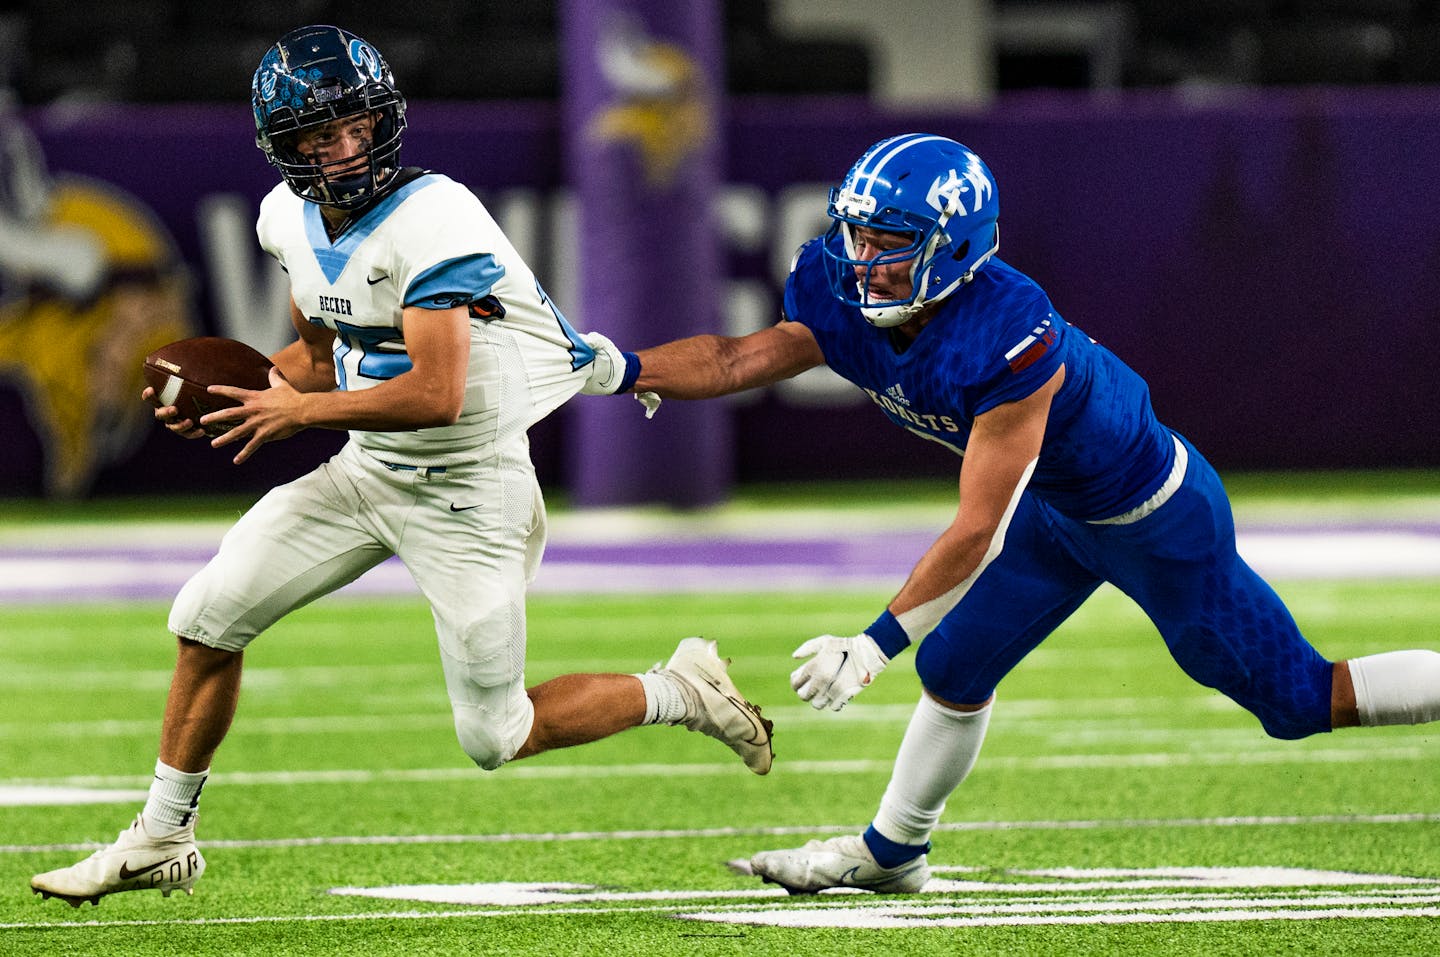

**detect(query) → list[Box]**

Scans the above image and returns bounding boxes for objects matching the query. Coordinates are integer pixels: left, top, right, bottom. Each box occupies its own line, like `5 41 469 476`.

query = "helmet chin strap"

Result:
861 297 926 327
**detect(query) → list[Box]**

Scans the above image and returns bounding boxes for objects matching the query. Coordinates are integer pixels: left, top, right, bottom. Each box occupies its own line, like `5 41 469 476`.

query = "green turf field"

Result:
3 572 1439 955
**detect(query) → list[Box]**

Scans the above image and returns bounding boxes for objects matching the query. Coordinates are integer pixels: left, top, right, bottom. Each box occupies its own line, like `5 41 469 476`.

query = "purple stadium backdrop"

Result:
560 0 730 506
4 86 1439 501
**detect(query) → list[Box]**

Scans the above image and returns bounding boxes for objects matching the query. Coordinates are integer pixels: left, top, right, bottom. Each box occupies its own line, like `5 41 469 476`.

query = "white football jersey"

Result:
256 172 594 465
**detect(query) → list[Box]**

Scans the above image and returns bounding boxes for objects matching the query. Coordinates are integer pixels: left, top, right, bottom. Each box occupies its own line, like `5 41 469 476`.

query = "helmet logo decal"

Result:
926 152 993 216
349 39 383 81
258 66 279 103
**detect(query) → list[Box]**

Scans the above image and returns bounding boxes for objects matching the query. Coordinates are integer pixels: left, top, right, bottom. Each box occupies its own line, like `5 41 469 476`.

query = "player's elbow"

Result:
421 409 462 428
413 384 464 427
949 520 999 557
431 399 464 427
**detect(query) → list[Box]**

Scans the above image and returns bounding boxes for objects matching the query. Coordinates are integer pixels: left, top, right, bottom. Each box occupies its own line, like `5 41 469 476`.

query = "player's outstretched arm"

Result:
882 366 1066 646
634 322 825 399
790 366 1067 711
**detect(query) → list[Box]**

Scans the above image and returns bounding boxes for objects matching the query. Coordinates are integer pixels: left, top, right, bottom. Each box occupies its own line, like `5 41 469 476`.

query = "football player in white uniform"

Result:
30 25 772 908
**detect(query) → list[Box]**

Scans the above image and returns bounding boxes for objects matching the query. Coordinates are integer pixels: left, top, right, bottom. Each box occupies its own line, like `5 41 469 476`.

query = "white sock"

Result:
634 671 688 725
142 760 209 833
1349 651 1440 726
872 694 993 847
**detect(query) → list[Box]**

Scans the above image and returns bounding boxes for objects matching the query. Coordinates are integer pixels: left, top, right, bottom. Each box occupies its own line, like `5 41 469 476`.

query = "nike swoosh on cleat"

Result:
704 679 769 745
117 857 177 880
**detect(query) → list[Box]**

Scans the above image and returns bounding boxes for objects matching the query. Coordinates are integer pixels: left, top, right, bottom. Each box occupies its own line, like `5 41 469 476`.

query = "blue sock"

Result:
863 823 930 868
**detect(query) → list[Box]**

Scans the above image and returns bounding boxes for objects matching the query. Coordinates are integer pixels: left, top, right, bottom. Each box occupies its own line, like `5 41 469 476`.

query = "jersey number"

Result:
317 318 414 388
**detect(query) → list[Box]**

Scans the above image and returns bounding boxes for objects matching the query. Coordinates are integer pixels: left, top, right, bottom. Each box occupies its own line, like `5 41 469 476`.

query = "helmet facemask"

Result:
267 98 405 210
825 200 951 328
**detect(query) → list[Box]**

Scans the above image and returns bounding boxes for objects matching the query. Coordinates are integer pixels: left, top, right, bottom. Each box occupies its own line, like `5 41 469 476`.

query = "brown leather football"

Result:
142 337 274 436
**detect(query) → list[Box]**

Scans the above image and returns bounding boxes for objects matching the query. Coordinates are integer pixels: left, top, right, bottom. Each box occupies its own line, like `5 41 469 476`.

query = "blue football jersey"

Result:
784 236 1177 520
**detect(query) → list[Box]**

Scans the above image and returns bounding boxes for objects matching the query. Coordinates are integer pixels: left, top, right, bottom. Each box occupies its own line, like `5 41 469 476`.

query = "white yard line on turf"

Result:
7 885 1440 932
0 740 1431 797
5 811 1440 855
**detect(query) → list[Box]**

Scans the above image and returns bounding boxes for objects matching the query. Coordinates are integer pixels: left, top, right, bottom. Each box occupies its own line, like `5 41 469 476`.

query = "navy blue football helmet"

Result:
824 133 1000 327
251 25 407 209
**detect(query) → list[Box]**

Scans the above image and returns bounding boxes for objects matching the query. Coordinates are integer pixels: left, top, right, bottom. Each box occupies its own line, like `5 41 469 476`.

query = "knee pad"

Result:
452 701 532 771
914 637 996 706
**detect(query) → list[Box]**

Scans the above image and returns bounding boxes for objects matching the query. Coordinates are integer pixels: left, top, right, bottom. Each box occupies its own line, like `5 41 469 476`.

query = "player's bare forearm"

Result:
207 305 469 462
634 322 825 398
634 335 746 398
287 373 461 431
269 339 335 393
207 368 462 464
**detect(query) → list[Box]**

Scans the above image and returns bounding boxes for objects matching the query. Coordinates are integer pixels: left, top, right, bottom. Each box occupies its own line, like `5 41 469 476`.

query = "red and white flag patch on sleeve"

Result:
1005 315 1057 373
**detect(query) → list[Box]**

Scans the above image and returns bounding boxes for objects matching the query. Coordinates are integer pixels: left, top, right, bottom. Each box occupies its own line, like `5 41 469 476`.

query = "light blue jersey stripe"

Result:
304 175 439 284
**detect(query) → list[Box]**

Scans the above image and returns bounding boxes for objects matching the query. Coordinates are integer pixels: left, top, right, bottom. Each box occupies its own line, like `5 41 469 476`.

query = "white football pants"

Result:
169 439 545 768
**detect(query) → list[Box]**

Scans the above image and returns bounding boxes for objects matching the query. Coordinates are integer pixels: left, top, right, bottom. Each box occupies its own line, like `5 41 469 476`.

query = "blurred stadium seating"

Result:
5 0 1440 107
998 0 1440 90
0 0 873 104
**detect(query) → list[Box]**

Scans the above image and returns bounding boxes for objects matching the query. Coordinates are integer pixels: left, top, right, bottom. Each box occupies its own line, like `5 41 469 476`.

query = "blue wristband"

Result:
865 609 910 658
617 352 641 394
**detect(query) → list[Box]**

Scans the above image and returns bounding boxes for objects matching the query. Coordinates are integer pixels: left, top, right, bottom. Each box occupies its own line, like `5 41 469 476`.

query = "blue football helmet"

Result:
824 133 1000 327
252 25 407 209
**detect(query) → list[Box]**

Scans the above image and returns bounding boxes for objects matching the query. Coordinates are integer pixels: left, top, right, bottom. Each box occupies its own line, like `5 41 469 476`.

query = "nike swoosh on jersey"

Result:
366 273 390 285
118 857 177 880
449 503 482 512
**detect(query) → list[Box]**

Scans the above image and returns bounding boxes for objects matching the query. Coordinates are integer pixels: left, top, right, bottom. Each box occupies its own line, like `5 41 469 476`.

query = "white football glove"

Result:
790 633 890 711
580 331 629 395
580 331 662 417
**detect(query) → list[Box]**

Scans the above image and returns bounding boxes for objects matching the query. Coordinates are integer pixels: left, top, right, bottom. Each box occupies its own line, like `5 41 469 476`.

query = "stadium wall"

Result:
3 89 1437 499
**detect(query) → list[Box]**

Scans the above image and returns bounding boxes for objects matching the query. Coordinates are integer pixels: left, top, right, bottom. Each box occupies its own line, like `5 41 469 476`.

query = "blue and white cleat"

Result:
739 833 930 894
31 814 205 907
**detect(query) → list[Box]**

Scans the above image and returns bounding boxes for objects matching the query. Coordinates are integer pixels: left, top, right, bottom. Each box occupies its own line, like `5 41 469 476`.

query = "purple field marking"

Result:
2 523 1439 603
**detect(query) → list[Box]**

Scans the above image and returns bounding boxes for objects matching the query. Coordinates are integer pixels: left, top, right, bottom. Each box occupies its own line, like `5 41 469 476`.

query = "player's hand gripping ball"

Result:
142 337 274 436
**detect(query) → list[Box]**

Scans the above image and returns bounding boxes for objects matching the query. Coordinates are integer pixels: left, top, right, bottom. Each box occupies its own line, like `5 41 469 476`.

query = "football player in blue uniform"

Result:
29 25 773 908
587 132 1440 893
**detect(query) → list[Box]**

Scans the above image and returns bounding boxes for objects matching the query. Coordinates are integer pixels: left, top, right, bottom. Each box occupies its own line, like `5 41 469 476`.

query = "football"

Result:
142 337 274 436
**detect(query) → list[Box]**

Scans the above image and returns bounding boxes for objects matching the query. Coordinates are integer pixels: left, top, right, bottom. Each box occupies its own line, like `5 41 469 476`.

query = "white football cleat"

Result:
744 833 929 894
657 637 774 775
31 814 205 907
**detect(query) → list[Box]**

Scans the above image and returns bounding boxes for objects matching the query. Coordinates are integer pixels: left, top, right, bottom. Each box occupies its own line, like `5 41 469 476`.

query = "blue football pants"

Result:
916 436 1334 739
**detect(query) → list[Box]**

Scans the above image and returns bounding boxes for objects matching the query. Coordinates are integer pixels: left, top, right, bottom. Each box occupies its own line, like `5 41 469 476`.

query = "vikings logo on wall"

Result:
587 12 712 189
0 117 195 497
